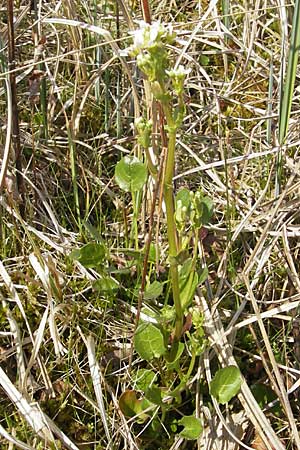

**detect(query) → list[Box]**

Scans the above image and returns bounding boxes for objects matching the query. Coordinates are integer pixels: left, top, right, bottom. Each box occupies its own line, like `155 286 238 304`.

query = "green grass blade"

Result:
221 0 230 34
267 58 274 144
279 0 300 144
276 0 300 194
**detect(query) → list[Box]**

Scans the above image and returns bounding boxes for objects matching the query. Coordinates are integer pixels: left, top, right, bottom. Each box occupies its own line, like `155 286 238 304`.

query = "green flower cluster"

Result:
129 21 190 99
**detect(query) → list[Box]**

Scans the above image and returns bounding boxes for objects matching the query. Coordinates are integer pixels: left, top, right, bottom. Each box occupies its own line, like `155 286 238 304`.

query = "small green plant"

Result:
70 20 242 447
120 20 213 341
114 20 213 443
209 365 242 404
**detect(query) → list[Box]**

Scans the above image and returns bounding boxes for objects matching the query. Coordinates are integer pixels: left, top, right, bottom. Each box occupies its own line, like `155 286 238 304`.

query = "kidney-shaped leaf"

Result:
93 275 119 293
134 369 157 392
134 323 166 361
175 188 192 209
144 281 163 300
70 242 106 268
119 390 152 422
178 415 203 440
115 156 147 192
209 366 242 404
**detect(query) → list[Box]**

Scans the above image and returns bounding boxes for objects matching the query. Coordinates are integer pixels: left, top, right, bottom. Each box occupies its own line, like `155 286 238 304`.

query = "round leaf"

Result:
115 156 147 192
209 366 242 404
119 390 152 422
178 415 203 440
93 276 119 293
144 281 163 300
70 242 106 268
134 323 166 361
175 188 192 209
134 369 157 392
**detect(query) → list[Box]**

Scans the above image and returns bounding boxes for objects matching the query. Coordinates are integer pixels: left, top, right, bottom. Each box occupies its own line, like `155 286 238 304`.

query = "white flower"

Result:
131 21 148 49
166 65 191 78
149 21 162 44
130 21 175 51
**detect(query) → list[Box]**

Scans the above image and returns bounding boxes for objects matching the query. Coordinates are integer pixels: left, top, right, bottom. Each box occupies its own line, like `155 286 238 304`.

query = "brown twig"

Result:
140 0 151 24
7 0 25 217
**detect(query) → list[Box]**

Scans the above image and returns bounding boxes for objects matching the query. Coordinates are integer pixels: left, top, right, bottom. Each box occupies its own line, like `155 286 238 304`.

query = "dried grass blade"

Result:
0 366 53 441
0 367 80 449
0 422 35 450
0 261 33 340
43 18 140 117
23 306 49 391
29 254 66 356
85 335 111 444
2 297 27 391
0 78 12 191
243 274 300 449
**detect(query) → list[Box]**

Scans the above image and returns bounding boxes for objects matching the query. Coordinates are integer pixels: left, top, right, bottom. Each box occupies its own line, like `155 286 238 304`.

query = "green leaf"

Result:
279 0 300 145
144 281 163 300
70 242 106 268
119 390 140 417
251 384 281 416
277 0 300 192
179 258 193 282
199 54 210 66
160 305 176 322
134 369 157 392
198 266 208 285
148 243 158 263
209 366 242 404
201 196 213 224
175 188 192 209
178 415 203 440
141 306 160 321
179 259 198 309
145 386 162 405
134 369 162 405
165 341 185 370
134 323 166 361
93 275 119 293
115 156 147 192
119 390 152 422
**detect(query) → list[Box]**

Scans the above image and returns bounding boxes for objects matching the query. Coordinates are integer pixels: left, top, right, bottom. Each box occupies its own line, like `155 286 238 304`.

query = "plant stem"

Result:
162 110 182 341
131 191 139 250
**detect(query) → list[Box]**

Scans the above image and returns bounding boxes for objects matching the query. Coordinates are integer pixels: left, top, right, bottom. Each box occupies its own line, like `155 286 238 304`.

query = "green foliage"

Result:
251 384 281 416
210 366 242 404
70 242 106 268
165 341 185 370
115 156 147 193
179 259 199 310
144 280 163 300
279 0 300 145
119 390 153 422
135 117 153 148
134 322 166 361
178 415 203 440
175 188 214 231
134 369 157 391
93 275 119 293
